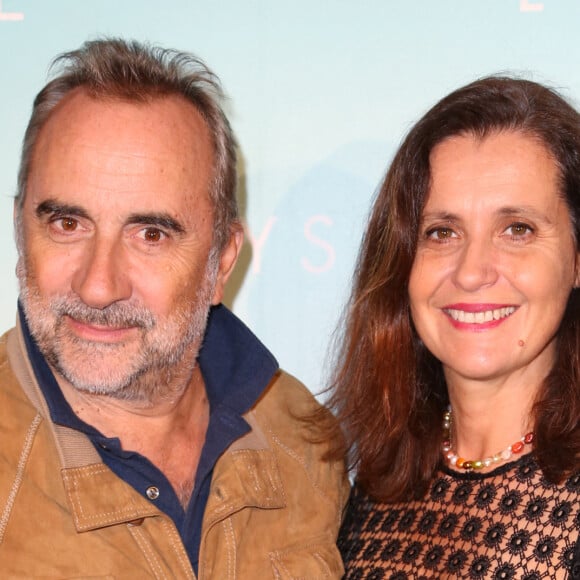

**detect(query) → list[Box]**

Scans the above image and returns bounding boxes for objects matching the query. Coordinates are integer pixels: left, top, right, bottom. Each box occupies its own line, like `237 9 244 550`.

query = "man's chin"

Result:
47 344 146 398
53 362 141 398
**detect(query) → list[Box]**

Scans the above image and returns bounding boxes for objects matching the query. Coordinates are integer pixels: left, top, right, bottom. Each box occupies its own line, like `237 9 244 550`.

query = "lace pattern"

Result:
339 455 579 579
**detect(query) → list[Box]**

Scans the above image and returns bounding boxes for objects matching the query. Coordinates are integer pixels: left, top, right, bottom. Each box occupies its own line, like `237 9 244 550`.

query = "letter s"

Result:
301 215 335 274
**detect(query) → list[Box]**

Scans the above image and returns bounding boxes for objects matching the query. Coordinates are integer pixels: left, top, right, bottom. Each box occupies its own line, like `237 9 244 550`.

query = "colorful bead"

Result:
442 407 534 472
500 448 512 461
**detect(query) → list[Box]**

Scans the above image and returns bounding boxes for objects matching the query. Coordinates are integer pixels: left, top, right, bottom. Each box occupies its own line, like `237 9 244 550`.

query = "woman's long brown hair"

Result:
324 76 580 501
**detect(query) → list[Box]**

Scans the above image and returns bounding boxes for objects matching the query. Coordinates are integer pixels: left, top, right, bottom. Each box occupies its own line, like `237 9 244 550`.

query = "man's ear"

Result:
575 250 580 288
211 223 244 305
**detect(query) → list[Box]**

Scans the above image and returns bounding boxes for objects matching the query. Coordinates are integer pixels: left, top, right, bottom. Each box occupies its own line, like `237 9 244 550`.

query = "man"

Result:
0 38 347 578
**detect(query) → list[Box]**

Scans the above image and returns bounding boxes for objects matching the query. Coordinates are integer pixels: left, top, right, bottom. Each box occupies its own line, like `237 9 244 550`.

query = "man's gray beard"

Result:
16 250 219 404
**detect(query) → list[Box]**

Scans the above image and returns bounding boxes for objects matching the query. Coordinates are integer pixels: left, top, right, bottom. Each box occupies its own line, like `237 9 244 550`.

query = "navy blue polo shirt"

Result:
19 303 278 574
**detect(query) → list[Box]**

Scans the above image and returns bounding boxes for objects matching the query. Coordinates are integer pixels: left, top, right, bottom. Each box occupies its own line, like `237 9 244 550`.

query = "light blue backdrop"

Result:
0 0 575 394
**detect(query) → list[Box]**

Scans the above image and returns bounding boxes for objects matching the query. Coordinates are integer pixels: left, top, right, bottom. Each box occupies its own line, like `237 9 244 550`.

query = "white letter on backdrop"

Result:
246 216 277 274
520 0 543 12
0 0 24 20
301 215 335 274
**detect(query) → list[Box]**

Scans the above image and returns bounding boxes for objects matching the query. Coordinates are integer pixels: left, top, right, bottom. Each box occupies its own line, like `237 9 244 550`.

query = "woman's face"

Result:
408 131 579 386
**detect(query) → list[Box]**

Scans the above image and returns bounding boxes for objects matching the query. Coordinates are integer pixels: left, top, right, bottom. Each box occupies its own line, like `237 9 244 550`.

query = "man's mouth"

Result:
64 315 139 343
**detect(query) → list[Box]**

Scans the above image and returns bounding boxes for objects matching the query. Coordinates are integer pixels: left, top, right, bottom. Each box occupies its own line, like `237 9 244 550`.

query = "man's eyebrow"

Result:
35 201 187 234
36 199 90 220
126 213 186 234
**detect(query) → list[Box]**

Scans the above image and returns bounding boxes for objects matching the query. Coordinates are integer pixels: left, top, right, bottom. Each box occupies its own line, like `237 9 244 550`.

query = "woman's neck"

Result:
443 372 539 462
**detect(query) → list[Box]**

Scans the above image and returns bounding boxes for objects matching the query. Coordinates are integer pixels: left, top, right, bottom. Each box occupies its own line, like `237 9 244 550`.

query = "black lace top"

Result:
339 455 580 579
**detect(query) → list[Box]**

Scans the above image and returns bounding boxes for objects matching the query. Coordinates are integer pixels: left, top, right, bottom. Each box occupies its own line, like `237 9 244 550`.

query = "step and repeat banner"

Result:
0 0 575 394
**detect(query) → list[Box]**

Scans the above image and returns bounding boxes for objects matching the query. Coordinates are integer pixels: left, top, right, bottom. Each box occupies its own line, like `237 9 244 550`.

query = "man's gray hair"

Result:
16 37 238 250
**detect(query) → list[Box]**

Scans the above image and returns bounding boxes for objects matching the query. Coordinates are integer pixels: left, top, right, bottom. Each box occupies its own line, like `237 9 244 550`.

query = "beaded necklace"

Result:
442 407 534 471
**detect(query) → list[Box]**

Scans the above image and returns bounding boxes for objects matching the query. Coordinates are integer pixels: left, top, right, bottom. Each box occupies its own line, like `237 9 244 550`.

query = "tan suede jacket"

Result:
0 323 348 578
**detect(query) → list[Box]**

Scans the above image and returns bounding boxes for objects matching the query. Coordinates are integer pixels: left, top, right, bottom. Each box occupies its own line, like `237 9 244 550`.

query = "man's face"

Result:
17 90 240 402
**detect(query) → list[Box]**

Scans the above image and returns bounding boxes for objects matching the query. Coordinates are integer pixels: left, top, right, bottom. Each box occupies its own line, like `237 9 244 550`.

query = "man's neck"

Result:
56 365 210 507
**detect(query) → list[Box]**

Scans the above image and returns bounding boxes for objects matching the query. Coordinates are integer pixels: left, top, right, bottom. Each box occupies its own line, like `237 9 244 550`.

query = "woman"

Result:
332 77 580 578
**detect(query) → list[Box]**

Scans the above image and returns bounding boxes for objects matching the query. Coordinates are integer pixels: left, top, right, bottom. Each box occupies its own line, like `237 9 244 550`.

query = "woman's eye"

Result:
505 222 533 237
426 227 456 241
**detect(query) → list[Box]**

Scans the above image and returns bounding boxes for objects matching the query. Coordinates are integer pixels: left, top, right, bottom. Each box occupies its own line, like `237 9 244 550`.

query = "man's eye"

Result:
142 227 166 243
52 217 78 232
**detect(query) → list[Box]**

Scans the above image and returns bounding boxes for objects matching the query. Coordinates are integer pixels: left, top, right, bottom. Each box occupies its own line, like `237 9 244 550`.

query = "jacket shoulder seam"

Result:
0 413 42 545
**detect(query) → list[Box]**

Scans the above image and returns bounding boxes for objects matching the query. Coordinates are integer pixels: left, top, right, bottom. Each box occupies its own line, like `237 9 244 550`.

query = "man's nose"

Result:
71 236 132 309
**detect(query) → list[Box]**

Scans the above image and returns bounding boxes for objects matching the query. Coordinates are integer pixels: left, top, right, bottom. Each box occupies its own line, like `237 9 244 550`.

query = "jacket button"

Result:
146 486 160 500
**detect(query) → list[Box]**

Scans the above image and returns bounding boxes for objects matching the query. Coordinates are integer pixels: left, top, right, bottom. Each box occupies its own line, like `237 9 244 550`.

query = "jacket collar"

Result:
7 305 285 531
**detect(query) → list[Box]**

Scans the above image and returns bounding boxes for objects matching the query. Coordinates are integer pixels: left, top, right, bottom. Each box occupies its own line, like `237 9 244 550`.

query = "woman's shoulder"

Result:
341 481 390 520
338 482 397 550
